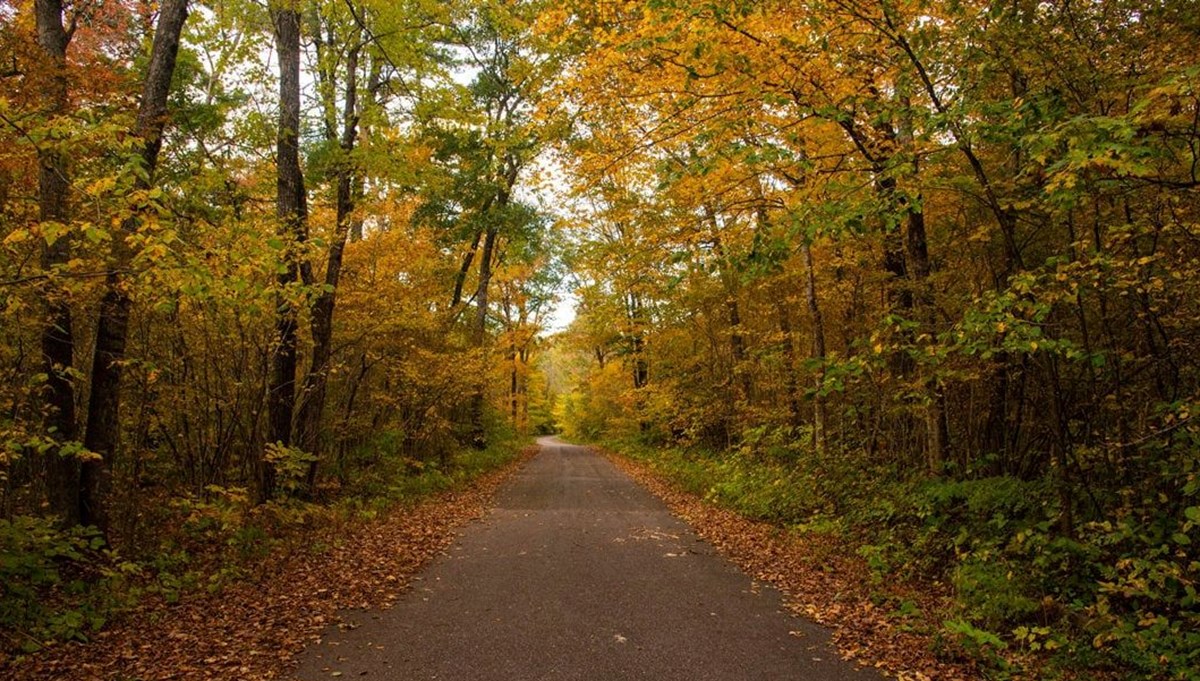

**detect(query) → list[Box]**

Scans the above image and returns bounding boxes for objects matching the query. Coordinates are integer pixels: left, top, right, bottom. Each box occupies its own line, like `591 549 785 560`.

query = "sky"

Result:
545 290 577 334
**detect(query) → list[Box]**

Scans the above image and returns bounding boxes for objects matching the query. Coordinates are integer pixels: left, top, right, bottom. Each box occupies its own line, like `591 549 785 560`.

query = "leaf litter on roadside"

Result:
600 447 981 681
7 447 538 681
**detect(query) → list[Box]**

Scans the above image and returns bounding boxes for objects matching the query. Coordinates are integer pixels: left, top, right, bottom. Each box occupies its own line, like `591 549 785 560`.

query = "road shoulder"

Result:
599 444 981 681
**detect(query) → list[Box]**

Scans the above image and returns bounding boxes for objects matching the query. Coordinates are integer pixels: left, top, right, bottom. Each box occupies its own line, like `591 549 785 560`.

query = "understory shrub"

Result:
606 430 1200 680
0 425 527 659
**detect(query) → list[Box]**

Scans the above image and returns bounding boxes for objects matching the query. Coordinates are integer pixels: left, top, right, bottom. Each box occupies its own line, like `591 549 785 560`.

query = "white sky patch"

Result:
520 148 580 337
545 289 577 334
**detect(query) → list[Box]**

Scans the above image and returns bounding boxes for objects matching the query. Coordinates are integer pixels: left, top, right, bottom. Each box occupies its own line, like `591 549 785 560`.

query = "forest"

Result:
2 0 1199 679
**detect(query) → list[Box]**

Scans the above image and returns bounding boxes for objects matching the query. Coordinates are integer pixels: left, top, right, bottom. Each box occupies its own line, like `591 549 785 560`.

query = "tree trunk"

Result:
906 205 946 474
510 344 518 425
628 293 649 390
774 295 802 430
264 3 307 500
34 0 79 525
80 0 190 532
348 57 380 243
467 154 519 446
452 230 483 308
727 295 751 403
897 104 946 475
472 225 499 341
298 39 361 491
703 205 751 404
519 346 530 428
801 242 828 455
468 225 498 447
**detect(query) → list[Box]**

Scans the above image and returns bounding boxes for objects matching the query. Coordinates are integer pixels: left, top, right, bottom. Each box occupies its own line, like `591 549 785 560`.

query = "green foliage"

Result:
608 435 835 525
264 443 319 498
0 427 527 654
335 419 525 509
604 429 1200 679
0 517 127 649
942 618 1009 669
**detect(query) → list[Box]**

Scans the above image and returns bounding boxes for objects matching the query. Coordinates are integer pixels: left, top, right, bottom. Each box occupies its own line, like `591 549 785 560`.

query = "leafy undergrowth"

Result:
599 434 1200 681
1 443 537 681
598 442 988 681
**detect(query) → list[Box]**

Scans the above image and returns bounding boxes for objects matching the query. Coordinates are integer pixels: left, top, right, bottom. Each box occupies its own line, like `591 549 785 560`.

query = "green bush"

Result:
606 431 1200 680
0 517 116 648
1 422 529 656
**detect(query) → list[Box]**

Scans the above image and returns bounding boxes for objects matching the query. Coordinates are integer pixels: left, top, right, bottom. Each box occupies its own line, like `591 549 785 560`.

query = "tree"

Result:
262 0 307 501
415 0 563 446
80 0 192 532
32 0 80 524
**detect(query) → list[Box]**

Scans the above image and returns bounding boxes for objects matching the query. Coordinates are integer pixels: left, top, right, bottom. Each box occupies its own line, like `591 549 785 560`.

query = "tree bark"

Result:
897 102 946 475
908 203 946 473
774 295 802 430
467 152 519 446
348 57 380 243
80 0 190 532
519 346 530 428
264 3 307 500
34 0 79 525
468 224 498 447
452 228 484 308
801 242 828 455
510 343 519 425
704 204 751 404
298 36 362 491
628 293 649 390
727 295 751 402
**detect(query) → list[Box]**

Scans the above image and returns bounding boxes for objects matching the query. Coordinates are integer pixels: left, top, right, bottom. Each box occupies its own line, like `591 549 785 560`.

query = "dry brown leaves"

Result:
4 446 537 681
602 448 984 681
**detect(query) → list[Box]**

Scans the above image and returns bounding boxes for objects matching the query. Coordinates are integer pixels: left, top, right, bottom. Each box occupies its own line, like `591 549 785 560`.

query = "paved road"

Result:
295 437 883 680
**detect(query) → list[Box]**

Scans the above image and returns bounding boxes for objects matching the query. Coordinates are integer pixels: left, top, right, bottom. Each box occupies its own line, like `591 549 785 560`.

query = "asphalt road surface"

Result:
295 437 884 680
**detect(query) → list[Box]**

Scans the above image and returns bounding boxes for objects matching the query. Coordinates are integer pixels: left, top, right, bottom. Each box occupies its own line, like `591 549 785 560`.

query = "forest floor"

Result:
6 445 538 681
600 445 985 681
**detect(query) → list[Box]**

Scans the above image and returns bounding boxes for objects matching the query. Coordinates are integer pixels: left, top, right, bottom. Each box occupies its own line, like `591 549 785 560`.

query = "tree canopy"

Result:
2 0 1199 678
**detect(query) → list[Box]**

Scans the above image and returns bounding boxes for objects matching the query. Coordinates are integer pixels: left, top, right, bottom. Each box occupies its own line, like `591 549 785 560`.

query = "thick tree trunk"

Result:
34 0 79 525
727 296 751 403
264 3 307 500
80 0 190 532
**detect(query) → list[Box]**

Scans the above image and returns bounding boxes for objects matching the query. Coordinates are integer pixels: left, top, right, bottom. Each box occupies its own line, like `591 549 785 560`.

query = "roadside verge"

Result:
7 444 538 681
596 444 981 681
